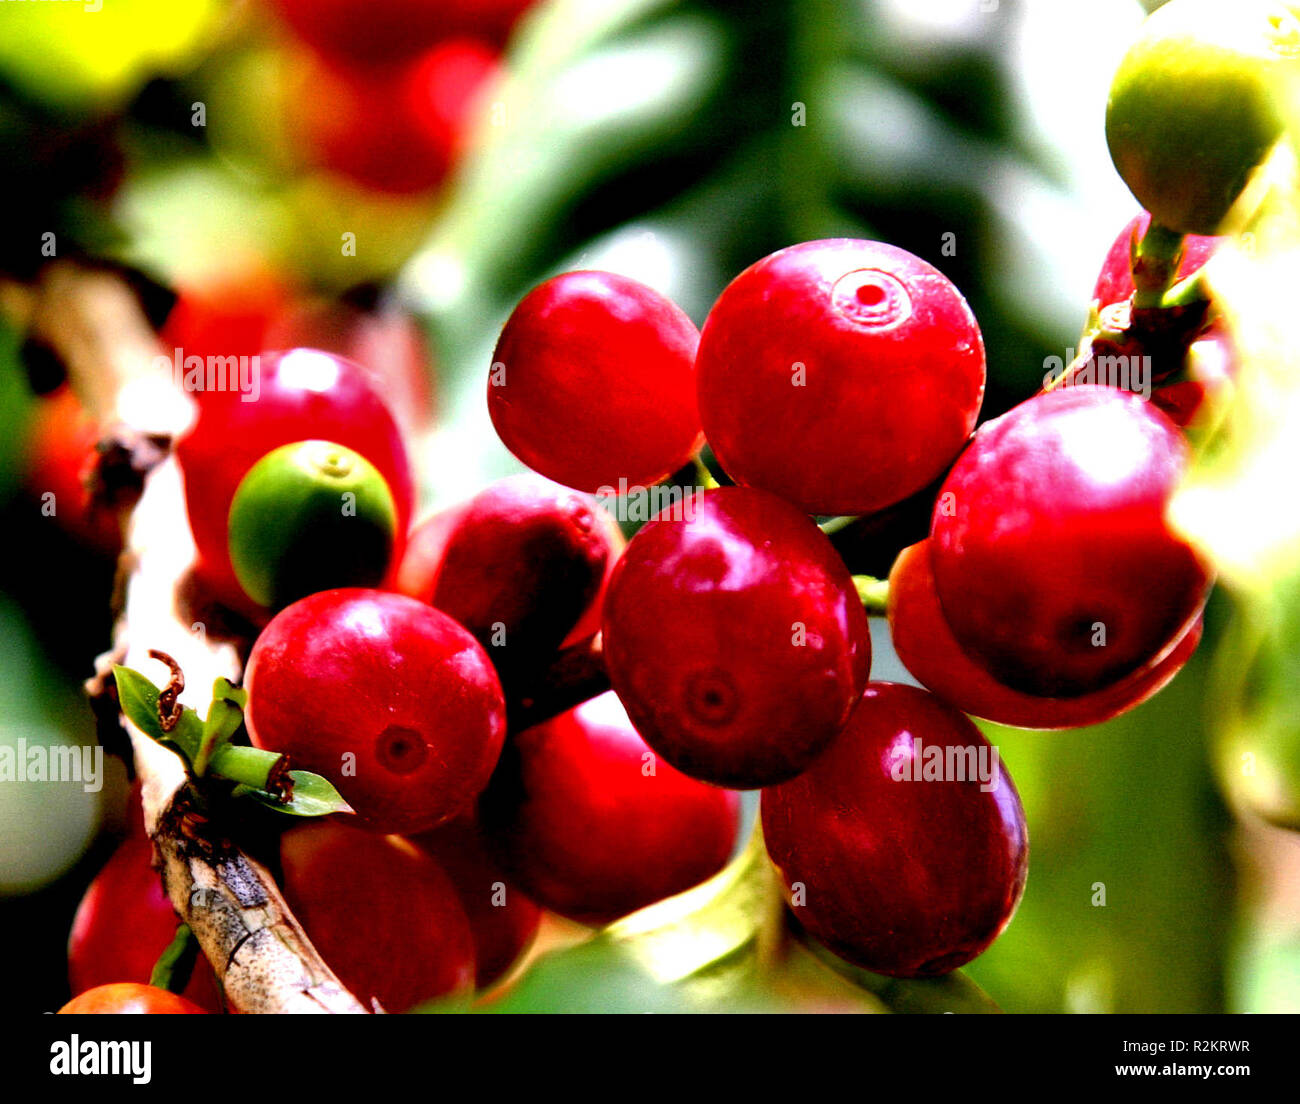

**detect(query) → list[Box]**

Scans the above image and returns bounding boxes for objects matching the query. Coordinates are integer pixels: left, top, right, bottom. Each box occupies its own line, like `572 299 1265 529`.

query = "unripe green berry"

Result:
228 439 398 609
1106 0 1300 235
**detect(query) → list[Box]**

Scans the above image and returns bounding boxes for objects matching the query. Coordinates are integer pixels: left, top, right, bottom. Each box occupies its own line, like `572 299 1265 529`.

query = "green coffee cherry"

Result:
228 439 398 610
1106 0 1300 235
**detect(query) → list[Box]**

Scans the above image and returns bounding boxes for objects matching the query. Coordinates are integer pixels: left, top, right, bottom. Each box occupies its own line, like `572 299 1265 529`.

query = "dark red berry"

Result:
245 589 506 835
271 0 532 65
761 682 1028 977
176 348 414 612
479 691 740 925
411 812 542 988
888 540 1203 729
280 822 476 1010
930 387 1212 697
1092 210 1222 309
397 474 610 680
488 271 704 493
68 835 224 1013
602 487 871 788
696 239 985 516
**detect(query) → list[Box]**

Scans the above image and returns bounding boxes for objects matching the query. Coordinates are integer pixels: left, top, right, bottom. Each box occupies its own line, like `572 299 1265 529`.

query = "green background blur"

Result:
2 0 1298 1013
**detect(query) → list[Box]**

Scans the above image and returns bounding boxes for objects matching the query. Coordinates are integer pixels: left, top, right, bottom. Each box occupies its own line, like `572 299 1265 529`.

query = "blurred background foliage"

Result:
2 0 1298 1013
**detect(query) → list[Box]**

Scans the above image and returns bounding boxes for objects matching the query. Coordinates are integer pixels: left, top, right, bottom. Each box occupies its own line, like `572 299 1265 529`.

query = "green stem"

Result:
818 515 860 536
1159 266 1214 311
852 575 889 616
1132 221 1187 310
149 923 200 994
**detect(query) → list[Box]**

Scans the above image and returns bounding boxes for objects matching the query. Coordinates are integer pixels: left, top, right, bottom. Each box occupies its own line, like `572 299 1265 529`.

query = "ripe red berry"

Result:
479 691 740 924
602 487 871 788
175 348 414 611
888 540 1203 729
561 504 626 648
280 822 476 1011
411 813 542 988
488 271 704 493
67 835 224 1013
695 239 985 516
1092 210 1222 309
58 982 210 1015
397 474 611 680
761 682 1028 978
23 387 121 558
294 40 500 195
930 387 1212 697
245 589 507 835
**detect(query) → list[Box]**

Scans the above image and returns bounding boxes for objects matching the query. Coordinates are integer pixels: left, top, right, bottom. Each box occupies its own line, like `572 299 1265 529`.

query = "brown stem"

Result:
18 260 368 1014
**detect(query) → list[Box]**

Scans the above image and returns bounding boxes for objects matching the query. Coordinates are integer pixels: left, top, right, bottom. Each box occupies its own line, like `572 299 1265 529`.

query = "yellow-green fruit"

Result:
1106 0 1300 235
228 440 397 610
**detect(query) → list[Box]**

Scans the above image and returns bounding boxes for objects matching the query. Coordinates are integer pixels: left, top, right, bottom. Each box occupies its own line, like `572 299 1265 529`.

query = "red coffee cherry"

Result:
1091 210 1222 309
488 271 704 494
175 348 414 611
245 589 507 835
930 387 1212 697
397 474 611 680
294 40 500 195
761 682 1028 978
58 983 210 1014
67 835 224 1013
280 823 476 1011
695 238 985 516
411 813 542 988
602 487 871 788
888 540 1203 729
479 691 740 925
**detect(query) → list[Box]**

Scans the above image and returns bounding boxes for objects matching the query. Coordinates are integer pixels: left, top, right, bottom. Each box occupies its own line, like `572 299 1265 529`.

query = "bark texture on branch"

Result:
20 260 369 1014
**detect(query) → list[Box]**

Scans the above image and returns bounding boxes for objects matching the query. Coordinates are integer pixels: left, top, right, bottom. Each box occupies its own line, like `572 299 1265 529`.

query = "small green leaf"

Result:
111 665 202 764
231 771 353 818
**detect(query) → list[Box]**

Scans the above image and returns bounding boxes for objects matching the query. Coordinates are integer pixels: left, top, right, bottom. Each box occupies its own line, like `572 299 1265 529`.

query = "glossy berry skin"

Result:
488 271 704 494
176 348 413 611
696 239 985 516
888 541 1203 729
58 983 209 1015
68 835 224 1013
412 812 542 988
479 691 741 925
1092 210 1222 310
272 0 533 65
228 440 398 610
245 589 507 835
602 487 871 788
561 504 626 648
397 475 610 681
930 387 1212 698
280 823 475 1011
761 682 1028 978
1105 0 1300 235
